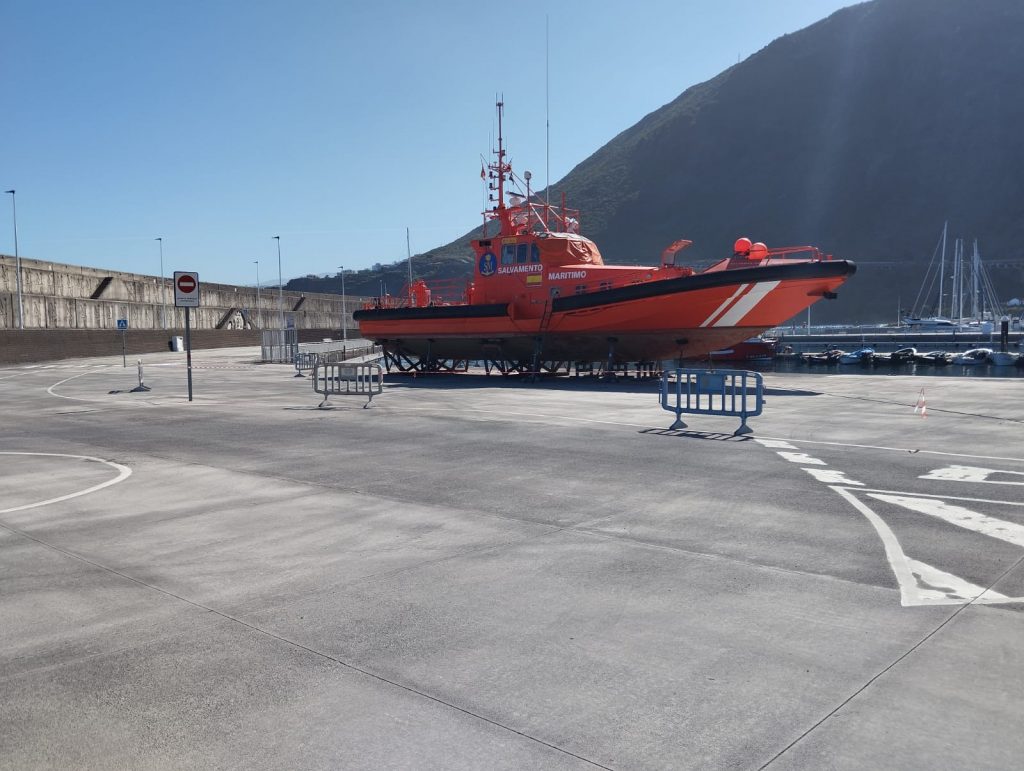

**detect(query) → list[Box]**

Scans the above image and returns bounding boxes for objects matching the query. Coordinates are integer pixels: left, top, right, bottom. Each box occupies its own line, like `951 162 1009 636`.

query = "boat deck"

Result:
2 347 1023 769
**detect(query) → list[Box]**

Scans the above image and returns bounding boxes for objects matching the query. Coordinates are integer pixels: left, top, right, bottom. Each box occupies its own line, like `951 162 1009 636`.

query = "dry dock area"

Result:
2 348 1023 770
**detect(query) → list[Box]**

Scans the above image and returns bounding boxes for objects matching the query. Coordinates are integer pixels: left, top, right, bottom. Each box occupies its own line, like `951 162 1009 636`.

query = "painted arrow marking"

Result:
754 440 1024 607
920 465 1024 486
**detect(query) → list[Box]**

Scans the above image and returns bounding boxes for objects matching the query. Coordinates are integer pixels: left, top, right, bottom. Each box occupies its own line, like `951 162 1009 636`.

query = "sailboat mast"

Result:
955 239 964 322
938 221 947 317
972 238 980 320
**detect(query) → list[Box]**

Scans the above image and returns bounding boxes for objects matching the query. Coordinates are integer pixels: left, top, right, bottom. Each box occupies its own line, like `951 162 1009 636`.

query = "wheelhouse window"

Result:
501 244 516 265
516 243 528 264
531 244 540 263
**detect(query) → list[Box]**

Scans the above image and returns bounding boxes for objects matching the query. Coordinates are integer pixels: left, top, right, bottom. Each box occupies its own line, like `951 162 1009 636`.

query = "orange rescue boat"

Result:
355 102 855 371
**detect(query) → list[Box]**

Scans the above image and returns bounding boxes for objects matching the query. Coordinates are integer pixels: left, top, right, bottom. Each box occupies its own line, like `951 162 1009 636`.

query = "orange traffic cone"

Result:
914 388 927 418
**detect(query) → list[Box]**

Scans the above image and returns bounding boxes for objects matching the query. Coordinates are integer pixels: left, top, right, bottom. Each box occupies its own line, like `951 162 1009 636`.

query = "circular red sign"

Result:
177 275 197 293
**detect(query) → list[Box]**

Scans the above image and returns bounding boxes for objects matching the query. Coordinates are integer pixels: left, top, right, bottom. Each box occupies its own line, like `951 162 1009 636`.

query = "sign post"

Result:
173 271 200 402
117 318 128 366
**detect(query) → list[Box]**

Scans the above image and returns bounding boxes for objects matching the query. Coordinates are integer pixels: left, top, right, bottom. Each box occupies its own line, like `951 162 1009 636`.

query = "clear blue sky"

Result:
2 0 854 285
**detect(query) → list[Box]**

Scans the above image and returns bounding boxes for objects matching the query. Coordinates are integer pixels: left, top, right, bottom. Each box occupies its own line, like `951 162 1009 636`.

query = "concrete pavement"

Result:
2 347 1022 769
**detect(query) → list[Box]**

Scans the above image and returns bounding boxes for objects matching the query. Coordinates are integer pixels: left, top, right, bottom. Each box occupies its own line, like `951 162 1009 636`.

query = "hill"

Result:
293 0 1024 322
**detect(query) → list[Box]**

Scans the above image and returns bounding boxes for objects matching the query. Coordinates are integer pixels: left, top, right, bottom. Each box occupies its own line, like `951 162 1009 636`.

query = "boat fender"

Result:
748 242 768 261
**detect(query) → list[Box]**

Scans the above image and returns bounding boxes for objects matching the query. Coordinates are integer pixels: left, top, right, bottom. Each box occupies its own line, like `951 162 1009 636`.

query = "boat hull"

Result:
355 260 855 362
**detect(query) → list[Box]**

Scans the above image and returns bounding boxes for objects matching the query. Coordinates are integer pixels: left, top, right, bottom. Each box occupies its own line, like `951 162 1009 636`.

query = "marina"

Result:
2 345 1023 768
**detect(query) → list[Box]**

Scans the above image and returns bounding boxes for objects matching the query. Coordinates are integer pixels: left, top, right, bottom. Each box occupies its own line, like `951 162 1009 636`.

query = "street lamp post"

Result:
254 260 260 328
156 237 166 329
337 265 347 341
4 190 23 330
273 236 284 330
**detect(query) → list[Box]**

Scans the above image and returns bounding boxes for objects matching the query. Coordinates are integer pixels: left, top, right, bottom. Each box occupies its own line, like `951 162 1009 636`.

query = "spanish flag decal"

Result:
526 274 542 284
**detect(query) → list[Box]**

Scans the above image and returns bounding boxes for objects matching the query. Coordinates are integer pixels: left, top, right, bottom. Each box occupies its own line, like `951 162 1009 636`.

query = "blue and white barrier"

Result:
659 368 764 436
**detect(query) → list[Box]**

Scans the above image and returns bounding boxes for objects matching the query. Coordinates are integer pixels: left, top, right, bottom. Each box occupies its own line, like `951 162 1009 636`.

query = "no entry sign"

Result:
173 271 200 307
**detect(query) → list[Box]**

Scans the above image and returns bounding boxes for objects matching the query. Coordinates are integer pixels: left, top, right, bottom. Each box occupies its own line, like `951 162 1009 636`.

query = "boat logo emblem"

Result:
479 251 497 276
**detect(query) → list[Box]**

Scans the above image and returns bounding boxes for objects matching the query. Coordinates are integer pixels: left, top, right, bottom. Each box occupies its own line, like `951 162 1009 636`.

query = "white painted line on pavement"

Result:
853 488 1024 507
802 468 864 486
0 452 132 514
757 435 1024 464
830 485 919 606
907 559 1022 605
777 452 826 465
45 369 109 401
867 493 1024 548
919 465 1024 486
752 438 798 450
831 485 1024 606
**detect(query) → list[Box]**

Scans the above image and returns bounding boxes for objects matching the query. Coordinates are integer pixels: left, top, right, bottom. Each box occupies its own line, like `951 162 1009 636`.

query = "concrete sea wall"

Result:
0 254 365 332
0 255 371 363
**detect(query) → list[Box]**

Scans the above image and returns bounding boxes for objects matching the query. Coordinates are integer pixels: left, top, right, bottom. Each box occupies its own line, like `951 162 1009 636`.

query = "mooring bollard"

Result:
130 359 151 393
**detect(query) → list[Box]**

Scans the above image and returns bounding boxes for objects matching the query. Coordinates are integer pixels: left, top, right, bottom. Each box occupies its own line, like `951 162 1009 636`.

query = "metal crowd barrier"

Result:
294 351 319 377
261 329 299 363
313 362 384 408
317 345 382 364
290 344 384 377
659 368 764 436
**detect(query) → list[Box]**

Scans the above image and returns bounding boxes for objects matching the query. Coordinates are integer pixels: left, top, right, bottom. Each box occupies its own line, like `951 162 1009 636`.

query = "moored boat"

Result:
706 337 778 362
803 348 845 365
889 346 918 364
838 347 874 365
989 351 1020 366
354 102 856 369
952 348 993 365
914 350 952 365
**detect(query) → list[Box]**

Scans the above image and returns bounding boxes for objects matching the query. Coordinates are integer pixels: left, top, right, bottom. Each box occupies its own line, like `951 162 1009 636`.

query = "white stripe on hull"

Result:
713 280 781 327
699 283 750 328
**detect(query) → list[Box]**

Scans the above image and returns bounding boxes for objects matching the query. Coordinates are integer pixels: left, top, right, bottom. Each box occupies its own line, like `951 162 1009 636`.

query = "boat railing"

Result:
767 245 832 261
364 277 472 310
525 200 582 235
487 198 582 236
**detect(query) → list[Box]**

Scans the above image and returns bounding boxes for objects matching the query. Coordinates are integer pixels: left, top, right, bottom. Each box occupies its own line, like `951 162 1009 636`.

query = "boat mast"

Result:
545 14 550 209
490 100 513 235
406 227 413 290
949 238 957 320
957 238 964 322
937 220 947 318
971 238 980 320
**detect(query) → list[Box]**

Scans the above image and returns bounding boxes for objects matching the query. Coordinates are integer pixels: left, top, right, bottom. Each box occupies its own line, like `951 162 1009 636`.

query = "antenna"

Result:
546 13 550 207
406 227 413 290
